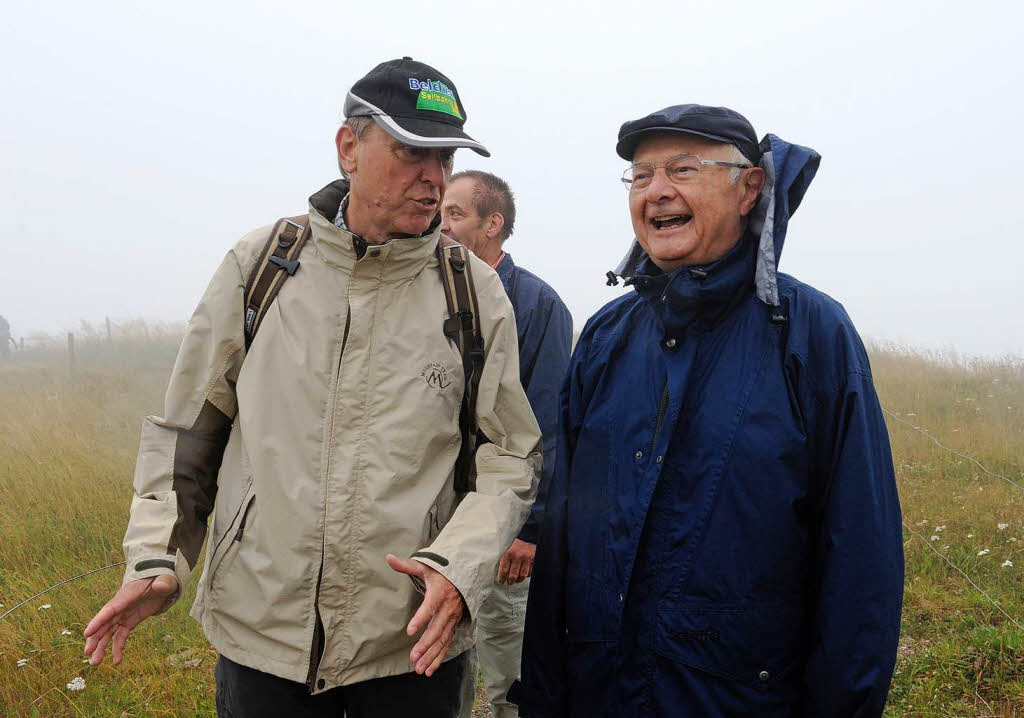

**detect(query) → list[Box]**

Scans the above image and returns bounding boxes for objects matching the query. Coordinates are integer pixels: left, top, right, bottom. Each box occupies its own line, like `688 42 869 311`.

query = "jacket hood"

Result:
611 133 821 307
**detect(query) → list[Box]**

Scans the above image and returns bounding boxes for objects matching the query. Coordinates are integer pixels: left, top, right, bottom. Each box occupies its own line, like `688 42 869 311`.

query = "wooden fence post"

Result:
68 332 76 378
106 317 113 344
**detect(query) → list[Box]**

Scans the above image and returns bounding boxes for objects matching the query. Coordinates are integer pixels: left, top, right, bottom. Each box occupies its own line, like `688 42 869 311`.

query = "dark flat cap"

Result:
616 104 760 163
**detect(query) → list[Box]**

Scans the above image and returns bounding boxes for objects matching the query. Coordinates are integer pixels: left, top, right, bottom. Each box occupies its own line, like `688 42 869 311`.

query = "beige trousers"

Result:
460 578 530 718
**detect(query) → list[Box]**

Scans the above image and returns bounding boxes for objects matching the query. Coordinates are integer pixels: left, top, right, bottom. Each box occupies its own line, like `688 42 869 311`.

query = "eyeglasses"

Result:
621 154 753 191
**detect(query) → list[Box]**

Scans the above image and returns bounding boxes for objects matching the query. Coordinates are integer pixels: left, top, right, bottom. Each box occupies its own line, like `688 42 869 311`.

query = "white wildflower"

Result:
1002 560 1014 568
916 519 929 526
906 413 917 417
66 676 86 691
38 604 51 610
17 658 28 667
977 549 990 556
998 523 1009 531
1009 538 1018 543
935 525 946 532
930 535 940 541
968 534 974 538
61 629 73 636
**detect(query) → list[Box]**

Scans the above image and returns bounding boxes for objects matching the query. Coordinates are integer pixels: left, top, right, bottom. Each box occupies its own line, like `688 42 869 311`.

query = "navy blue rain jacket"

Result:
514 137 904 717
495 253 574 543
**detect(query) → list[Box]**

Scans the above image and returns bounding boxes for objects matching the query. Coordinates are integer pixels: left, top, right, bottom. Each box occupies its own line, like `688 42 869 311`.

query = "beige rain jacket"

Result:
120 180 542 691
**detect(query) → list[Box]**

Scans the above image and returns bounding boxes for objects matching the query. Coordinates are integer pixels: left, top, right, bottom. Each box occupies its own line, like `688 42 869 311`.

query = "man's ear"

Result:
337 125 359 177
484 212 505 241
739 167 766 217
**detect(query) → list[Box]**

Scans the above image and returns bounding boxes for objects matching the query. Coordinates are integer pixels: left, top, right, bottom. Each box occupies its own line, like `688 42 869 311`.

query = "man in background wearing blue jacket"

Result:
512 105 904 717
441 170 573 718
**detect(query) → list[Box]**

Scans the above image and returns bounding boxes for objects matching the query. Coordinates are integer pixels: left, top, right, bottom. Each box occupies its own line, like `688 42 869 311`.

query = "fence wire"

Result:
0 561 125 622
886 405 1024 632
882 407 1024 491
902 521 1024 632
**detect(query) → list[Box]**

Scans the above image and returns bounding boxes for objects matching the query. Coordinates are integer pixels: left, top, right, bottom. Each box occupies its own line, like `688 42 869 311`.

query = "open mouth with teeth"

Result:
650 214 693 230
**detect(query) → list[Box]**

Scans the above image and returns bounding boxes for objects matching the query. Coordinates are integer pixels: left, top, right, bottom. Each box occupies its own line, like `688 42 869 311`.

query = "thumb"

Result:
151 574 178 597
386 554 424 578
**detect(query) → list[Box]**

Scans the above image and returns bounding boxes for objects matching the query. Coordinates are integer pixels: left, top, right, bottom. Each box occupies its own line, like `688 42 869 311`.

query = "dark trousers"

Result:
215 652 466 718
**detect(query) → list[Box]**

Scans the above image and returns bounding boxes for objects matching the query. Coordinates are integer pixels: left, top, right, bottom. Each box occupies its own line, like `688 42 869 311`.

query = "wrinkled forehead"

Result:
631 132 737 163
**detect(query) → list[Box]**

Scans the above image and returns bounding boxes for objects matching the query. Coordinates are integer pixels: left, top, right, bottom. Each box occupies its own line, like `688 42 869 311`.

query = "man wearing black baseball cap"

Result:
85 57 542 718
515 105 904 717
344 56 490 157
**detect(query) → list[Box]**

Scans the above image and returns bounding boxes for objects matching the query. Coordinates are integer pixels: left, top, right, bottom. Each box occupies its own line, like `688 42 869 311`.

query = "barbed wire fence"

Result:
882 406 1024 633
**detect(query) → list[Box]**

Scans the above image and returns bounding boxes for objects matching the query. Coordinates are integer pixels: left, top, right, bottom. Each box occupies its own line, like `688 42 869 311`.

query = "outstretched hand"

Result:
83 575 178 666
386 554 465 677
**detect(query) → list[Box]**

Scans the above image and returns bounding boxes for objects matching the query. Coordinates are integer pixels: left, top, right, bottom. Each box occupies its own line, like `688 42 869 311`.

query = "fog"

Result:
2 0 1020 357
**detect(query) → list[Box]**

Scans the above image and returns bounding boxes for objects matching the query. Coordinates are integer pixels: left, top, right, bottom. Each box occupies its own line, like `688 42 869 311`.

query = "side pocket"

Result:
207 485 255 594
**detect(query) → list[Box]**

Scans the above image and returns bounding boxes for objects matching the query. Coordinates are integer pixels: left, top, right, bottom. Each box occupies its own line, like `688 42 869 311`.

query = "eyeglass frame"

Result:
621 153 754 191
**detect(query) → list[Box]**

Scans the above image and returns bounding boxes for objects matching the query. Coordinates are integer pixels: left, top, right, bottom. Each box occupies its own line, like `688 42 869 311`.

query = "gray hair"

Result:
724 144 753 184
339 116 376 178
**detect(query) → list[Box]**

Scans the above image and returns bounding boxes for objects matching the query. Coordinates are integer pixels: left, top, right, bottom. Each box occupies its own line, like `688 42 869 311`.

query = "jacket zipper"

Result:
306 304 352 691
233 498 255 542
649 380 670 460
207 486 254 593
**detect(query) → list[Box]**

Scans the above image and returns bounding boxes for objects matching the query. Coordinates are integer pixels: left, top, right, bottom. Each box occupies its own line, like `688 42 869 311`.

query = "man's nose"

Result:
440 216 450 234
420 154 446 187
644 166 676 202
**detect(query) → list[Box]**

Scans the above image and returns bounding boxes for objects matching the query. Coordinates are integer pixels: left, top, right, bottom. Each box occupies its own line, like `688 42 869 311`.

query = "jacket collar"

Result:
633 231 757 336
494 251 516 282
307 179 442 280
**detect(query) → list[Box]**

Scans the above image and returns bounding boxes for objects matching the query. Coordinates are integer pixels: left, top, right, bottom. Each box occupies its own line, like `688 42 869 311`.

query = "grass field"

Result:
1 332 1022 716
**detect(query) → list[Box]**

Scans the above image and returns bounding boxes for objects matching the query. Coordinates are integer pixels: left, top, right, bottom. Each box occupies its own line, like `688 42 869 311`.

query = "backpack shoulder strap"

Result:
243 215 310 349
436 235 486 493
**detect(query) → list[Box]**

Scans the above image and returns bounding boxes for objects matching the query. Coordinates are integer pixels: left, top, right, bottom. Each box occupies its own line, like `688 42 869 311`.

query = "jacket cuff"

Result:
517 517 539 545
121 552 188 614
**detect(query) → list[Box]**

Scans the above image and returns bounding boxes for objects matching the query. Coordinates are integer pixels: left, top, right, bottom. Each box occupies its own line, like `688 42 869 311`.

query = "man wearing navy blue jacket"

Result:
441 170 573 717
512 106 904 717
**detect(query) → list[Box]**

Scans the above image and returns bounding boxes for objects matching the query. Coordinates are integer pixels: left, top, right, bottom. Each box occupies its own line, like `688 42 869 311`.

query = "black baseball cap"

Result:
344 57 490 157
616 104 760 164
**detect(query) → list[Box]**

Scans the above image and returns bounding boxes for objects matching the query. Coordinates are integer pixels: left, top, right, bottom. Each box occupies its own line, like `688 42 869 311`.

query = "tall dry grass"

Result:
1 330 1022 716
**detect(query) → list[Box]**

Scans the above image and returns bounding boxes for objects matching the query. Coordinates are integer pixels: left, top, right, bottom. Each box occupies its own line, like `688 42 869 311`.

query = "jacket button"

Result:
758 670 770 682
619 593 624 602
370 248 381 258
656 455 663 464
634 450 643 460
317 678 325 689
664 338 677 348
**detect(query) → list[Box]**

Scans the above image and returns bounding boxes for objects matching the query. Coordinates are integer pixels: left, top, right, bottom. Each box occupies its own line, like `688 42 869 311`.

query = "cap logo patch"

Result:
408 78 463 119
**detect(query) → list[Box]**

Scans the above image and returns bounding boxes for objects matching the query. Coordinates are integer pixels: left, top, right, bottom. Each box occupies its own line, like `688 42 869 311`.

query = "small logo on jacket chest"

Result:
421 362 452 390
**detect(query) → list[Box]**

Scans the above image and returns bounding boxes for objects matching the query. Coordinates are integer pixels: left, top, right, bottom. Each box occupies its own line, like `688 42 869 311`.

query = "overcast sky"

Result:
2 0 1020 358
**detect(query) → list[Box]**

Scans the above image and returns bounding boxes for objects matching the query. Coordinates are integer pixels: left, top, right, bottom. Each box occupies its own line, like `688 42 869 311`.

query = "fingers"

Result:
89 625 116 666
111 623 132 666
407 591 437 637
386 553 424 579
413 609 459 675
84 601 118 638
497 551 512 585
421 617 457 676
510 556 527 584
